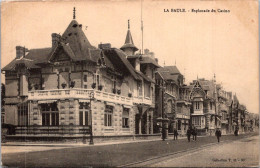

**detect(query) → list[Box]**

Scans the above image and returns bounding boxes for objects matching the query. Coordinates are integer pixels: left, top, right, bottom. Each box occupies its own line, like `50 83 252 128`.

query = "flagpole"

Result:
141 0 143 55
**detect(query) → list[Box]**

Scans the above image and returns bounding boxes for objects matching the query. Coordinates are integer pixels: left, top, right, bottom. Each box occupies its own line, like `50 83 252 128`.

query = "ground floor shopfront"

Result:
10 100 154 137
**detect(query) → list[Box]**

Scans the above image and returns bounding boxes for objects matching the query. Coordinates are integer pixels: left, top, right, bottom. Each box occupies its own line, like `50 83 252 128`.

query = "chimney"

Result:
98 43 111 49
144 49 149 55
150 52 155 58
16 46 28 59
52 33 61 47
155 58 158 63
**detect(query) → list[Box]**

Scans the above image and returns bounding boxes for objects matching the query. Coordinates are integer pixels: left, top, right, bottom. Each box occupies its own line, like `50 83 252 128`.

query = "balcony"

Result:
28 89 133 106
28 89 154 106
133 96 154 106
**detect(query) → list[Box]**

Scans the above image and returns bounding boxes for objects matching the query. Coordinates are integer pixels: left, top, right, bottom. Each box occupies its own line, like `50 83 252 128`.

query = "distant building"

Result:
216 84 232 135
155 66 191 136
189 77 220 135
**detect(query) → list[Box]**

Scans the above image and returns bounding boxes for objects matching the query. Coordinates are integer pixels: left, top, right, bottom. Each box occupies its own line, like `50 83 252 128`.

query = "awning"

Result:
193 98 203 101
38 100 57 104
123 105 132 109
79 99 90 103
105 102 115 107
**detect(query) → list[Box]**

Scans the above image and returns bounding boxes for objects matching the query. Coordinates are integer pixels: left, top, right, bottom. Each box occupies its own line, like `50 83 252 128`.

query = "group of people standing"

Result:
186 126 198 142
173 126 222 143
172 126 198 142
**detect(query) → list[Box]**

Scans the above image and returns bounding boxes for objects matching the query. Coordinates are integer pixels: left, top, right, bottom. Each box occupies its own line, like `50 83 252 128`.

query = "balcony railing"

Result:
28 89 153 106
133 96 154 106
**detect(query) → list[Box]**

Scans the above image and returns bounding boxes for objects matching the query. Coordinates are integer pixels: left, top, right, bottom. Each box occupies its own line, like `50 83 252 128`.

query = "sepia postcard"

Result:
1 0 259 167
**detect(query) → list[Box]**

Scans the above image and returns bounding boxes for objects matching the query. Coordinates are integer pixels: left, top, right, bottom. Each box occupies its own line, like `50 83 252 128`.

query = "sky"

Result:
1 0 259 114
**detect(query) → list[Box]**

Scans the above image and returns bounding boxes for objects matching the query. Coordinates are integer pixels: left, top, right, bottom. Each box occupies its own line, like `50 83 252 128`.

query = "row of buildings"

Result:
2 12 259 139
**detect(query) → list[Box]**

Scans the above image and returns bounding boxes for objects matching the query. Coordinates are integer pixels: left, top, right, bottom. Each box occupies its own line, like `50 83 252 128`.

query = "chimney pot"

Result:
52 33 61 47
98 43 111 49
16 46 28 59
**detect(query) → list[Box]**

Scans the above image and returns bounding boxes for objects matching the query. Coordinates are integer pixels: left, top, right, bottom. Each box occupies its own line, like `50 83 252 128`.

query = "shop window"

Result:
122 108 129 128
104 105 113 126
79 102 90 126
41 103 59 126
18 103 28 126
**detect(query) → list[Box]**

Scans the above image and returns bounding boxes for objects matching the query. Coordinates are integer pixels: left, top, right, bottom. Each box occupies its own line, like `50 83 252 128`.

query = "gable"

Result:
50 48 71 63
190 80 206 100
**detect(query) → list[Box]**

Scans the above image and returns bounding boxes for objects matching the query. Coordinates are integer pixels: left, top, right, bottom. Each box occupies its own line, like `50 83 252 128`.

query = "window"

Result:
79 102 90 126
195 102 200 109
112 80 116 89
84 85 87 89
138 83 142 96
192 117 201 126
210 102 213 110
104 105 113 126
41 103 59 126
84 75 87 82
18 103 28 126
97 75 100 86
122 108 129 128
1 115 4 124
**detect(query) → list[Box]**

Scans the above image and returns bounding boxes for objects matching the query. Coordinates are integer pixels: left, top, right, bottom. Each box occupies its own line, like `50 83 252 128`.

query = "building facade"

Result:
2 18 159 137
155 66 191 136
189 78 220 135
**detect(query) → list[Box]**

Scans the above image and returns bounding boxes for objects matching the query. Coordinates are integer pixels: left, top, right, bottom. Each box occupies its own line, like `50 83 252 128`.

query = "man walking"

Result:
173 128 178 140
187 127 191 142
193 127 198 141
215 128 222 143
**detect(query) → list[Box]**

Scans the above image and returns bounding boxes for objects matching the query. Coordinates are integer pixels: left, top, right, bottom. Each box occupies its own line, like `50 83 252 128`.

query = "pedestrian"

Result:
187 127 191 142
215 128 222 143
162 126 166 141
234 128 238 136
173 128 178 140
192 127 197 141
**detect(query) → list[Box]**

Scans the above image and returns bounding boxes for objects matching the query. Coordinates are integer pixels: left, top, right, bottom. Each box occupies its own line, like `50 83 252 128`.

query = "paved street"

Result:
2 133 258 167
140 135 259 167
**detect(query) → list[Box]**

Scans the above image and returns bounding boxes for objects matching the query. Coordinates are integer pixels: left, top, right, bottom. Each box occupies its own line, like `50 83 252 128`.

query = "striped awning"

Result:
79 99 90 103
123 105 132 109
38 100 57 104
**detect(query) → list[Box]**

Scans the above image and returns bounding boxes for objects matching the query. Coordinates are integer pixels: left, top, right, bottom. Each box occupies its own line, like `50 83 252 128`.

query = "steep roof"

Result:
157 66 182 81
140 56 160 68
120 24 138 52
2 48 52 71
189 79 216 99
3 19 100 71
61 20 96 61
103 48 141 80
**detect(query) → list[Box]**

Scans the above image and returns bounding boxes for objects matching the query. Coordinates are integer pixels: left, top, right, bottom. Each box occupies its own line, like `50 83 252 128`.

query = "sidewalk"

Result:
1 132 253 147
2 135 187 147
